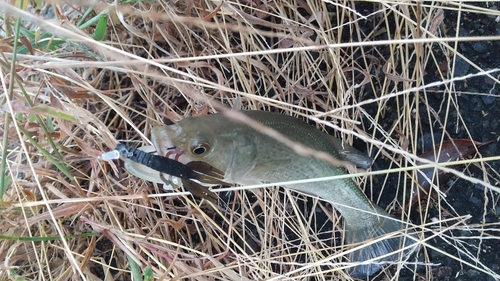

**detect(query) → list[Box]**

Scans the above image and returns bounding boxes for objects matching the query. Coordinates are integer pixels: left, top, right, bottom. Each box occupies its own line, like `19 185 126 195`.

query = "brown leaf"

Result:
161 218 186 231
24 202 92 226
19 36 34 55
410 139 495 206
74 137 103 158
202 0 223 21
47 76 93 99
429 9 444 35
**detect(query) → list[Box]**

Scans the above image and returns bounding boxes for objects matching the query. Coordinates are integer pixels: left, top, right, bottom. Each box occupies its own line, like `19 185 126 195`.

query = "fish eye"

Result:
190 141 210 156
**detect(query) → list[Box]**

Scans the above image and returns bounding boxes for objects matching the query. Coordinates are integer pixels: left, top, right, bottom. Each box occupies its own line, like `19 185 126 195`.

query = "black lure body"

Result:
115 142 228 186
116 143 194 179
116 142 230 202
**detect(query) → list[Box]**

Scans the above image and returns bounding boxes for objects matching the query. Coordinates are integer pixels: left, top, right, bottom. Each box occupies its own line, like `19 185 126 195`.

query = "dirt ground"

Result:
361 3 500 280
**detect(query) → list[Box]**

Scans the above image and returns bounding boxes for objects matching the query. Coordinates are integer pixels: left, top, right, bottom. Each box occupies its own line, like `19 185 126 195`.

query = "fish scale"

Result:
211 112 377 222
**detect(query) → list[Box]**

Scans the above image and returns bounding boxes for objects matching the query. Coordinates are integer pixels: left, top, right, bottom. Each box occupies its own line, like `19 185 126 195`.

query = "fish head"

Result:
151 114 258 182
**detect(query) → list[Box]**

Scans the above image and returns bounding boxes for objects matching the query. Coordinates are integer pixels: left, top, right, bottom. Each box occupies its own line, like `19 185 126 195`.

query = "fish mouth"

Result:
164 148 189 164
165 149 181 160
150 125 190 163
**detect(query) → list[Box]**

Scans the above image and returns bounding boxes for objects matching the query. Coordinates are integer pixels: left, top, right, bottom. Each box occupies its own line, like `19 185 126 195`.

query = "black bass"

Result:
151 110 416 277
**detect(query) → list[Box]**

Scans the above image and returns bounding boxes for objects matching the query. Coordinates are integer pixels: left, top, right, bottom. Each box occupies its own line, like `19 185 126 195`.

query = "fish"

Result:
150 110 417 277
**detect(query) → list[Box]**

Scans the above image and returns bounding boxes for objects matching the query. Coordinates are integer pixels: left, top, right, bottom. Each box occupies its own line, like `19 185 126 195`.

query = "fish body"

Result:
151 110 415 277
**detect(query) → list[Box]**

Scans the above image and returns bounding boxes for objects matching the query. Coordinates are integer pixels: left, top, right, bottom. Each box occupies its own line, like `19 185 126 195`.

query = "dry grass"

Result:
1 0 500 280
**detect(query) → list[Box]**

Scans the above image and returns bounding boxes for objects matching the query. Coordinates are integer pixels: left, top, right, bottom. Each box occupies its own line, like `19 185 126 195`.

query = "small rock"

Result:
460 229 471 237
468 196 481 206
472 42 488 53
487 6 499 19
487 276 497 281
482 95 496 105
484 215 493 223
459 27 468 37
433 266 453 279
466 269 481 277
454 57 470 77
419 133 442 151
474 183 485 190
491 263 499 271
459 43 468 52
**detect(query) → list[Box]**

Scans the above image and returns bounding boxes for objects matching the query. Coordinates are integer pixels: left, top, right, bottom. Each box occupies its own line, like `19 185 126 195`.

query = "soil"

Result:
357 3 500 280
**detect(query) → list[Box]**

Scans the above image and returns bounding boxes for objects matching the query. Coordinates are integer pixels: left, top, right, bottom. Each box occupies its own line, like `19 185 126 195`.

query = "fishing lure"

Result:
115 142 194 179
102 142 228 202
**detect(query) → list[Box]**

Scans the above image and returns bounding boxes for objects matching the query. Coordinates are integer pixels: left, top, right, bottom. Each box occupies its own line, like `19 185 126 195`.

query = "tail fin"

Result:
344 207 417 278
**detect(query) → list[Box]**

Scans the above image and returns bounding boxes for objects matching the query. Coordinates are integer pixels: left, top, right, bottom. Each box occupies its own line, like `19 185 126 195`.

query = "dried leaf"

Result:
4 100 77 122
47 77 94 99
24 202 91 226
202 0 223 21
429 9 444 35
410 139 495 206
74 137 103 158
19 36 34 55
382 60 416 82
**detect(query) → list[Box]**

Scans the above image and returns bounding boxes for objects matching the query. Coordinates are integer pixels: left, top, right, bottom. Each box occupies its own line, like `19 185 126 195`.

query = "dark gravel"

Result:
359 3 500 280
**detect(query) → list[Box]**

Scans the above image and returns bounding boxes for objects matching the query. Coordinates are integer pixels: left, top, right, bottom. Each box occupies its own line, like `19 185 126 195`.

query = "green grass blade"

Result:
0 232 96 242
0 0 24 201
128 255 142 281
93 14 108 41
16 125 73 180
